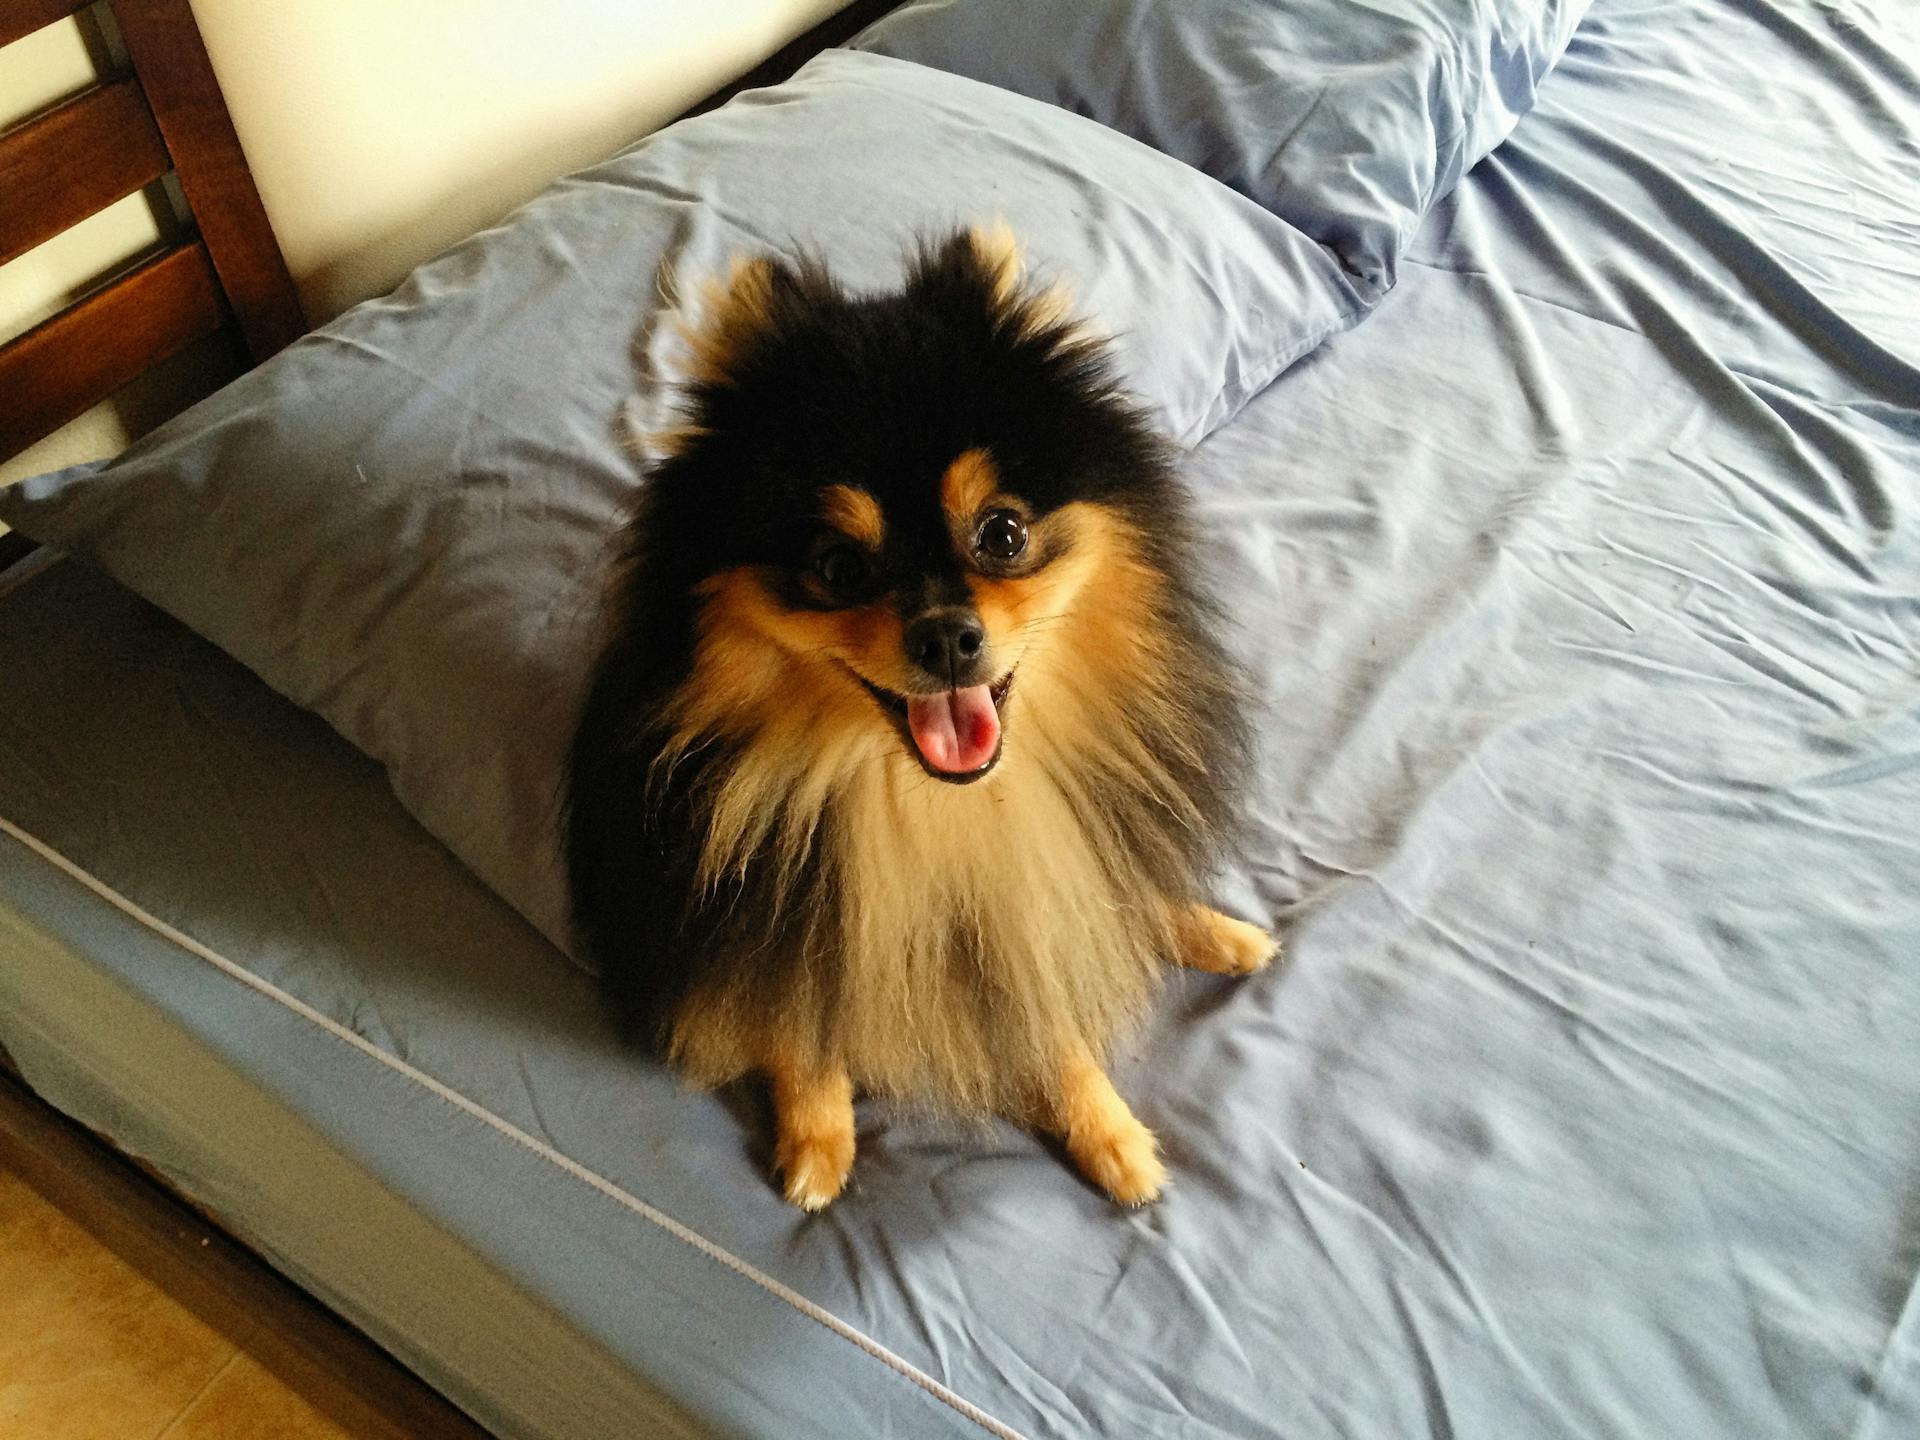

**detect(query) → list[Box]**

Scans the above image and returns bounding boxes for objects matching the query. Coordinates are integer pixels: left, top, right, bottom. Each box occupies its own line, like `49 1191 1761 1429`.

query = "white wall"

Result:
194 0 847 323
1 0 846 491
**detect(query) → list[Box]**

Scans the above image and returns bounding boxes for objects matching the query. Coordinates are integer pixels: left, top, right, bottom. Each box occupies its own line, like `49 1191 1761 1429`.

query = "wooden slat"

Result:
0 240 223 456
0 75 170 266
109 0 306 361
0 0 87 48
0 1069 497 1440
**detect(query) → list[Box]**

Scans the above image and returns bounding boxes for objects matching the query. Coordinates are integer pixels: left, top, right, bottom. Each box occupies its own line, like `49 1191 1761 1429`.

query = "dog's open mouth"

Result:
856 670 1015 783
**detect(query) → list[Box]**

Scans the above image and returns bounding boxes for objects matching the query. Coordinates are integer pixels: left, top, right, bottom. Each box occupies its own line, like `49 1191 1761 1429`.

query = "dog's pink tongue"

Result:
906 685 1000 773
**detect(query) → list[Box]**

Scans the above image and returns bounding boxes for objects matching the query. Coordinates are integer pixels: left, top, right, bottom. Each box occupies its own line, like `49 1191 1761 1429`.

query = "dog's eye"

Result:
814 544 869 594
977 510 1028 561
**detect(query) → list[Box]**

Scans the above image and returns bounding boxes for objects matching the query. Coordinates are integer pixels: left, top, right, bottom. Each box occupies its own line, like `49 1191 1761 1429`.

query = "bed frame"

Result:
0 0 303 548
0 0 898 1431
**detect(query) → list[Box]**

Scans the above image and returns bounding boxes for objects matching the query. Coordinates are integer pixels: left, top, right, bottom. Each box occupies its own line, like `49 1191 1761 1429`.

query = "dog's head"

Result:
634 226 1199 786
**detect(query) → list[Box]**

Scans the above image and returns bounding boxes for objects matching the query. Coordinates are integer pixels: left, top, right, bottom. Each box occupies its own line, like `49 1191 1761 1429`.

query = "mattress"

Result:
3 0 1918 1436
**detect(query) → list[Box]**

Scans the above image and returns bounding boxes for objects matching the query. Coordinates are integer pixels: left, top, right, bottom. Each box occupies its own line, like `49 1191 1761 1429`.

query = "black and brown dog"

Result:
566 226 1273 1210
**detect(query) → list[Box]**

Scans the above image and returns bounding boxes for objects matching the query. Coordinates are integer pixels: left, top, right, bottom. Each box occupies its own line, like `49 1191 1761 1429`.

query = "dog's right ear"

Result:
911 222 1079 348
674 254 799 387
908 223 1021 309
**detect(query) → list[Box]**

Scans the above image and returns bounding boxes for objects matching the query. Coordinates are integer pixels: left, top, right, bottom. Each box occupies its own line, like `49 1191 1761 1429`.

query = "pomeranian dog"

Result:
565 225 1274 1210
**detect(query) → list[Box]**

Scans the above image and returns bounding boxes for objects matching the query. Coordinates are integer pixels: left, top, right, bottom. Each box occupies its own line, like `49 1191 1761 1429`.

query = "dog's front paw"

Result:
778 1127 855 1212
1069 1110 1166 1206
1054 1053 1167 1205
1178 907 1279 976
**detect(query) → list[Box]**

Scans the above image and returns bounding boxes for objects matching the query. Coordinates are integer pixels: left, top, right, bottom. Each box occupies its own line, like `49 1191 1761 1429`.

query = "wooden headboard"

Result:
0 0 307 462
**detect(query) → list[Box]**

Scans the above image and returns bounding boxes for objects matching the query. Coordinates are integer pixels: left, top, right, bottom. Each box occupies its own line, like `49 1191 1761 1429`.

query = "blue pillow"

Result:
0 50 1363 954
854 0 1592 292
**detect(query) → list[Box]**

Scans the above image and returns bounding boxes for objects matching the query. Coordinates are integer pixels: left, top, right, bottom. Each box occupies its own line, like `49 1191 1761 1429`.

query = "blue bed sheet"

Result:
2 0 1917 1435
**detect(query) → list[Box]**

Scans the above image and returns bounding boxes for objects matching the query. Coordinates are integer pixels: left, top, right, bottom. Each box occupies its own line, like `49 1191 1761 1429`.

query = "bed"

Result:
3 1 1917 1437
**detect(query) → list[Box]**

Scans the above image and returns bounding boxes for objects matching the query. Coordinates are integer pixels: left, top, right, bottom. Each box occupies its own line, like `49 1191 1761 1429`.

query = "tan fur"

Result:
967 220 1025 306
628 256 777 454
940 448 1002 525
658 573 896 901
769 1049 856 1211
675 255 777 387
987 506 1215 840
965 222 1078 339
1174 905 1281 975
636 421 711 459
1047 1048 1166 1205
820 484 885 549
661 501 1205 1117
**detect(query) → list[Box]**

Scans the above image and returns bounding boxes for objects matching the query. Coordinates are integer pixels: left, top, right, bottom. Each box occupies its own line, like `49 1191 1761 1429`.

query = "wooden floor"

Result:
0 1163 358 1439
0 1069 492 1440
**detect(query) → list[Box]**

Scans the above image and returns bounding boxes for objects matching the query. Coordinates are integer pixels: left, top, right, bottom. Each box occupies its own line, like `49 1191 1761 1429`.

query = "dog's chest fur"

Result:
665 728 1174 1116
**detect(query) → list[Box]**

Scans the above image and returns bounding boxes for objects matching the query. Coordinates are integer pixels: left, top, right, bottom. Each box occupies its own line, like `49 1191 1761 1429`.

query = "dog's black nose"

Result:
904 608 987 685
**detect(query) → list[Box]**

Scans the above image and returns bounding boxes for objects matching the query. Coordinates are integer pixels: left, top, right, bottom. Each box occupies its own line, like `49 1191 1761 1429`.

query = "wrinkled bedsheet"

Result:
2 0 1917 1435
